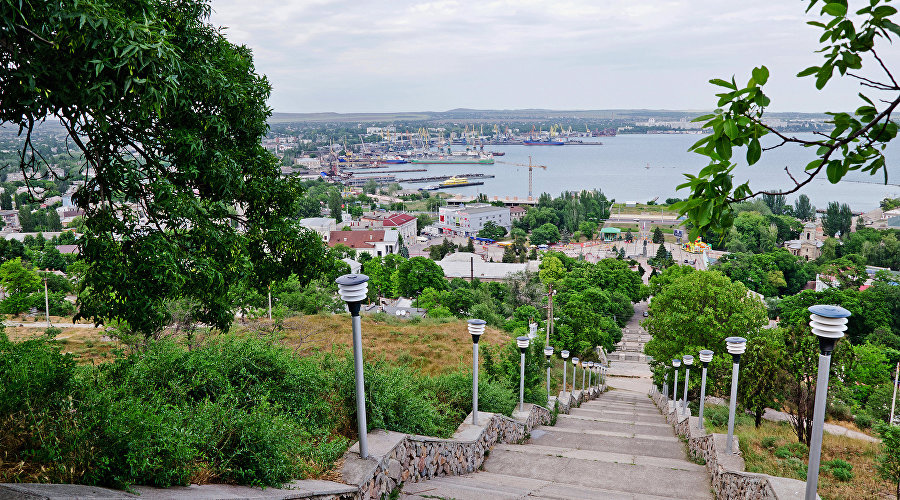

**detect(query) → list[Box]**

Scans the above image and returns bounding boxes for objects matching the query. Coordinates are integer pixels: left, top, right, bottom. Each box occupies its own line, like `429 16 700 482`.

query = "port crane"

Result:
495 155 547 199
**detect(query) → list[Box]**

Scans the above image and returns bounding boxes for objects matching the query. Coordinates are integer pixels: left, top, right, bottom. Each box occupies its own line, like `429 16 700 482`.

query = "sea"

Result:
397 133 900 211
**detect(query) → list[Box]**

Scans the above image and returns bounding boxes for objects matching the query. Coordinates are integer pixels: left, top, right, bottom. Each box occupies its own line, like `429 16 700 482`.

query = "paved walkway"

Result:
401 306 712 500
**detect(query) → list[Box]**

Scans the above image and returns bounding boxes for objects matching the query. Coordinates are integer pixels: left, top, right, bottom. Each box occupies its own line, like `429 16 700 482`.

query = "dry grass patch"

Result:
234 314 512 376
707 415 892 500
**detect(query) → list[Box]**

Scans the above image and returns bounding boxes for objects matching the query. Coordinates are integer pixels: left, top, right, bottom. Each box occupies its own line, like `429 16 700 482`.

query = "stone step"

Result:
481 447 711 499
401 471 691 500
529 427 687 460
554 414 674 436
569 408 662 423
584 399 658 410
493 443 706 472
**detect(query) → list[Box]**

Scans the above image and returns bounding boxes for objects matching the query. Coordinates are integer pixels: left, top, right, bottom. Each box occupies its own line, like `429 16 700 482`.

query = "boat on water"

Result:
523 139 565 146
377 155 408 164
491 151 506 156
418 176 485 190
410 153 494 164
441 176 469 186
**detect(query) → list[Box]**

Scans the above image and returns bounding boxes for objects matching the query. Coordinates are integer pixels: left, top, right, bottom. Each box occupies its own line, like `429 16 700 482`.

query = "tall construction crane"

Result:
496 155 547 199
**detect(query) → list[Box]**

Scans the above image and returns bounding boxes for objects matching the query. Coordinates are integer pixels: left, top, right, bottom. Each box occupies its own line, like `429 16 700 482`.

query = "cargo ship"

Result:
410 153 494 165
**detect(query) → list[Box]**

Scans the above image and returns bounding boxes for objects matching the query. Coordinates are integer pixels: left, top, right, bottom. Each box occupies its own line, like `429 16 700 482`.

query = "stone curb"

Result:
648 387 816 500
341 402 555 500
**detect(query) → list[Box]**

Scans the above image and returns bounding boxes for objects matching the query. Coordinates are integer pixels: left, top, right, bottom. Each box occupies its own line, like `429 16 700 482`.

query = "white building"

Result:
299 217 337 243
328 229 399 258
350 212 417 244
436 252 539 281
436 203 511 237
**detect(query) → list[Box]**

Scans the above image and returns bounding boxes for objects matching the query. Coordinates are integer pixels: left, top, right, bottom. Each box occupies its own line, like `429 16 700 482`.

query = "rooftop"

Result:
328 230 398 249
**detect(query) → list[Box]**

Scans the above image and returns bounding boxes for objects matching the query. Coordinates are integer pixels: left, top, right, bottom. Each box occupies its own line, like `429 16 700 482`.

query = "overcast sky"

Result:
209 0 898 114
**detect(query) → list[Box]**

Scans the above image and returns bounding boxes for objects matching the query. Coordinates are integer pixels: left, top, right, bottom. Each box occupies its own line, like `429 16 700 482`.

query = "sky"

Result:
209 0 899 114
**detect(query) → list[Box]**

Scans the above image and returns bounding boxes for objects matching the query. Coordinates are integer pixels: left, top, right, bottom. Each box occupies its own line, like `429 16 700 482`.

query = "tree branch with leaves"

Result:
675 0 900 238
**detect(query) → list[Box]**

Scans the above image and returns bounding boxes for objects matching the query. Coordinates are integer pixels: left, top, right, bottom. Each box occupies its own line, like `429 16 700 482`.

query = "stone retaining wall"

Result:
343 403 554 500
648 387 810 500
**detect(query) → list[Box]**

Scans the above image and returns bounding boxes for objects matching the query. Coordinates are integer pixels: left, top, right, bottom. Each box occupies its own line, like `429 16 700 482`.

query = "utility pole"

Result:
891 361 899 426
545 285 553 346
44 273 50 326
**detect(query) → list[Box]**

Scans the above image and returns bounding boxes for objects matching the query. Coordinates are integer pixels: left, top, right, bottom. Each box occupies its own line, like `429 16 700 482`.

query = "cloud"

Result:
209 0 898 113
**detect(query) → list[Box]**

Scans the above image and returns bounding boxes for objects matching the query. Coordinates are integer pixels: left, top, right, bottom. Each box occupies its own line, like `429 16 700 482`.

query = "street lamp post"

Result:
586 361 593 390
805 305 851 500
698 350 713 431
468 319 486 425
517 336 530 412
663 366 669 401
681 355 694 415
544 346 554 404
725 337 747 454
571 357 580 394
672 359 682 409
561 350 570 393
581 361 588 392
336 273 371 459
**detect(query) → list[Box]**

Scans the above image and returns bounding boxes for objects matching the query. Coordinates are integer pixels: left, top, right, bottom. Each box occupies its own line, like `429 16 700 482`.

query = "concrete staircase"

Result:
607 327 651 363
401 388 712 499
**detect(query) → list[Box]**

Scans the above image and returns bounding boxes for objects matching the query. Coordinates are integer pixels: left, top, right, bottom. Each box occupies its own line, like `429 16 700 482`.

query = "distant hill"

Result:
268 108 830 124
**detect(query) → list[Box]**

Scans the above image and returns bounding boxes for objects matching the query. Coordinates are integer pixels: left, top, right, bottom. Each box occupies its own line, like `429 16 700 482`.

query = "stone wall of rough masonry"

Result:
648 387 809 500
346 403 553 500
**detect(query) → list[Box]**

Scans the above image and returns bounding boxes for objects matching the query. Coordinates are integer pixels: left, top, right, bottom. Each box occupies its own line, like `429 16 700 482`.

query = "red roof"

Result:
382 213 416 227
510 206 527 214
328 230 387 249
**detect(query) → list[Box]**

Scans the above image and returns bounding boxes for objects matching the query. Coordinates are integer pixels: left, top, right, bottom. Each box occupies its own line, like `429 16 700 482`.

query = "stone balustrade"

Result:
649 387 813 500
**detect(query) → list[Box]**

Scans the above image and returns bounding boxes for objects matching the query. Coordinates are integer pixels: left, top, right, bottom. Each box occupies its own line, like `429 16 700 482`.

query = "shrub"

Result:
761 436 778 450
823 459 854 482
704 404 753 430
854 411 875 430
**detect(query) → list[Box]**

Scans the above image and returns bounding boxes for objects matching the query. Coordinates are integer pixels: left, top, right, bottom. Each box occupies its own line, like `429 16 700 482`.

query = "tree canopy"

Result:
2 0 326 336
675 0 900 237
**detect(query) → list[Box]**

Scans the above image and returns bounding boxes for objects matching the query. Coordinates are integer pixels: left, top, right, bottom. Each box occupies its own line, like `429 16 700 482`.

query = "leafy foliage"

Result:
674 0 900 237
2 0 327 337
643 270 768 397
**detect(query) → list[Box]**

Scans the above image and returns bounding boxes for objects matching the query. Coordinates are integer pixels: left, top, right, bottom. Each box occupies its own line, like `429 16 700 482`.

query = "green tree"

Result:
363 179 378 194
477 221 507 240
0 258 41 314
18 208 34 232
0 190 11 211
578 221 597 240
652 226 664 244
328 191 343 224
416 214 433 235
530 223 560 246
643 270 768 397
877 425 900 500
761 194 787 215
3 0 328 337
738 331 785 426
396 257 447 297
674 1 899 238
793 194 815 221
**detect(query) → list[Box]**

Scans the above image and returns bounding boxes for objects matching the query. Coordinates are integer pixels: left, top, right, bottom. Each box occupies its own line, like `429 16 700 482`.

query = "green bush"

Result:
703 404 753 430
823 459 854 482
854 411 875 430
761 436 778 450
0 332 540 489
774 442 809 460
